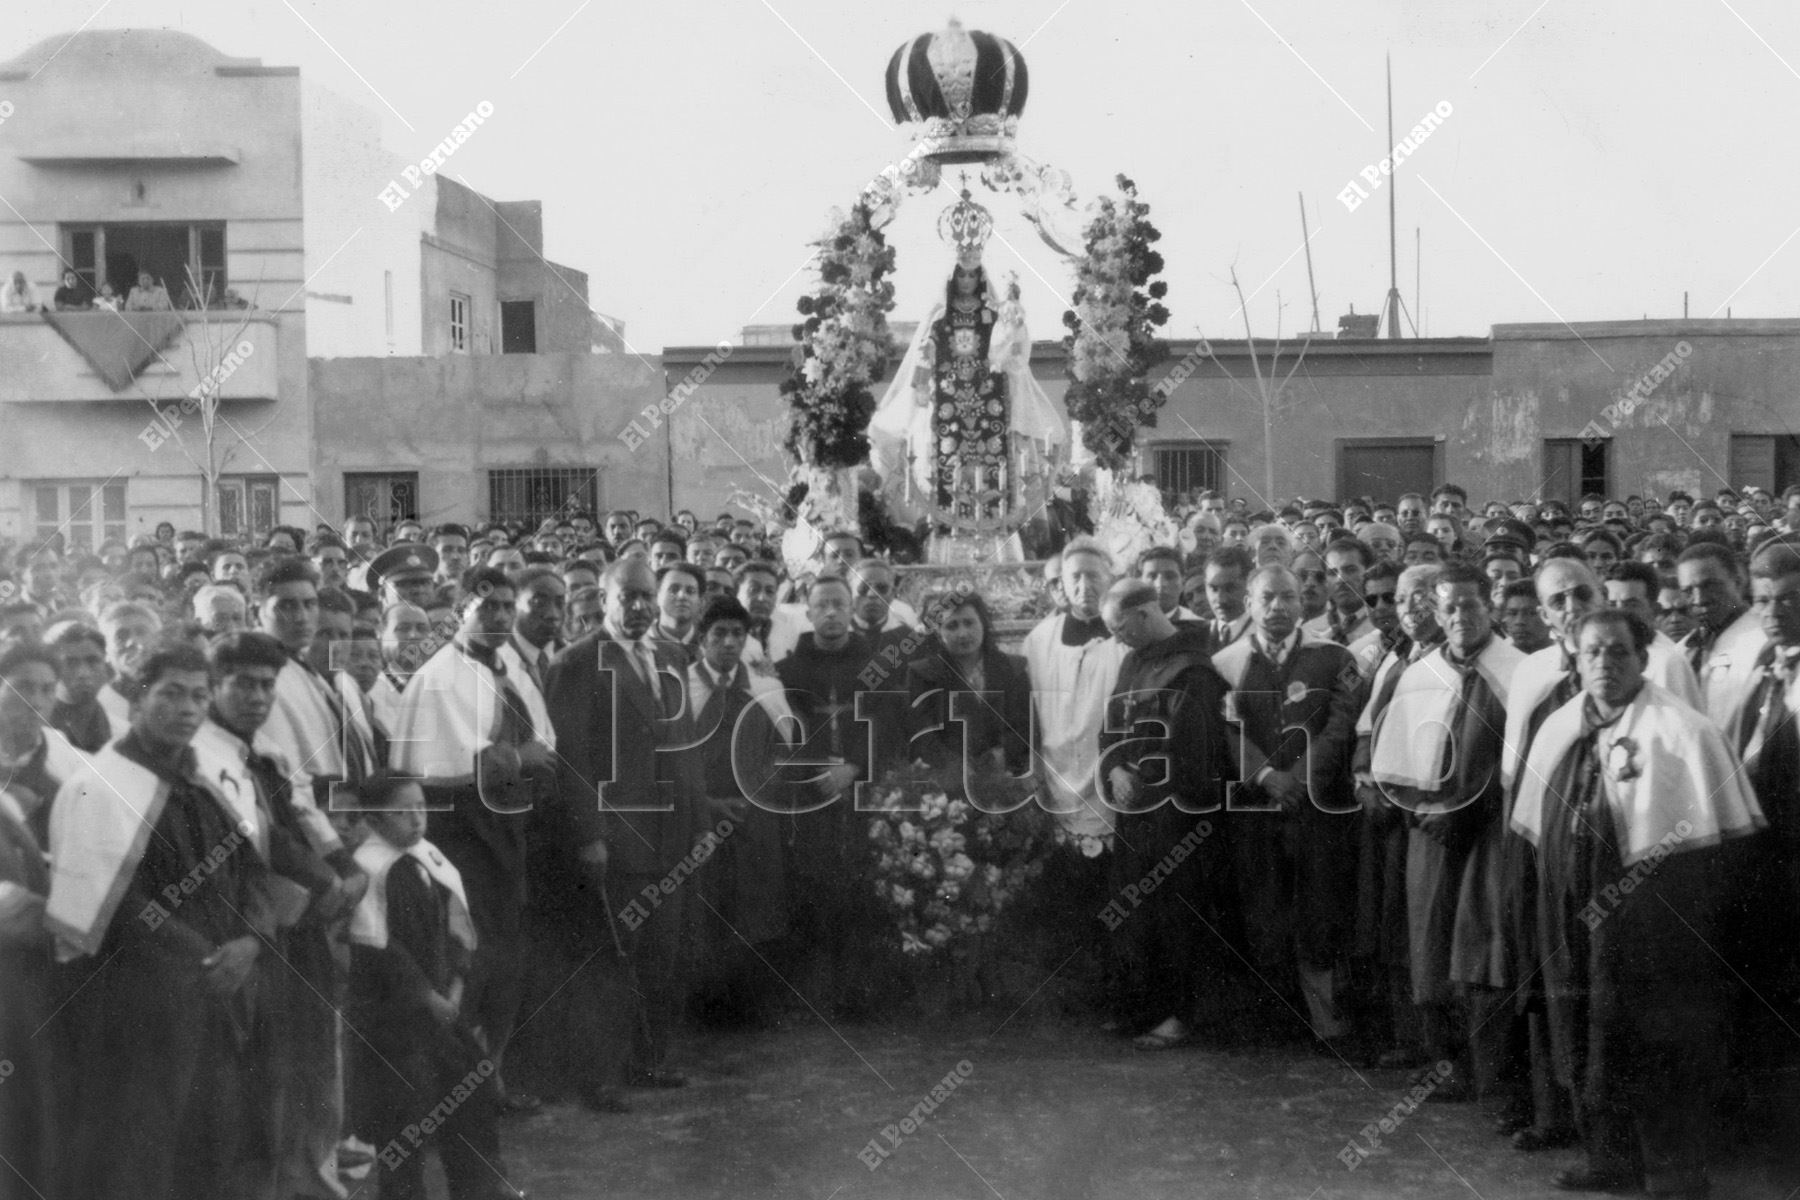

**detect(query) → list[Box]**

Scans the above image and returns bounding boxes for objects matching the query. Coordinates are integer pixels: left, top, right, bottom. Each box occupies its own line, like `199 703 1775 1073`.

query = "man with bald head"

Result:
1212 564 1361 1051
543 556 705 1107
1098 580 1235 1049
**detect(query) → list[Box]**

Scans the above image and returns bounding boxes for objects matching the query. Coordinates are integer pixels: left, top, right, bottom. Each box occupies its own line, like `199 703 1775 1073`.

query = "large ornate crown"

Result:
937 188 993 261
885 20 1029 165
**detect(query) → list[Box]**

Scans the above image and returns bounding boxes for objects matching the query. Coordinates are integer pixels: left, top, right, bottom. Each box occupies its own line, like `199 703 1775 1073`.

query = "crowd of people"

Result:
0 480 1795 1200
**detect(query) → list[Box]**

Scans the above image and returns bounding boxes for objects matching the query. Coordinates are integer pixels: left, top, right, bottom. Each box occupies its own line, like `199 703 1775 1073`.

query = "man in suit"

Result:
544 558 703 1103
1732 538 1800 1149
1212 564 1361 1051
1201 546 1253 653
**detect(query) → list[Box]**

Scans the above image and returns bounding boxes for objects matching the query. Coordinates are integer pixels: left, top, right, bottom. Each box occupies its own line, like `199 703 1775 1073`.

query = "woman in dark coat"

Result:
903 592 1032 778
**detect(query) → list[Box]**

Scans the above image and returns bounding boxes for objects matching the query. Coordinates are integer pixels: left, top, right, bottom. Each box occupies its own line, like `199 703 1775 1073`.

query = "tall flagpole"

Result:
1384 54 1403 339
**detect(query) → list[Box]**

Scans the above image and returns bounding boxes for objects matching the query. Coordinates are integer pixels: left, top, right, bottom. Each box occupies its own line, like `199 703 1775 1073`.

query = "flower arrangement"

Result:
865 764 1056 955
781 202 899 470
1060 175 1171 470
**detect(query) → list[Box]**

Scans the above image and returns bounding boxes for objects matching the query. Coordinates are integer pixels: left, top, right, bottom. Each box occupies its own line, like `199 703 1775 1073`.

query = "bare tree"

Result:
133 266 277 536
1196 266 1313 504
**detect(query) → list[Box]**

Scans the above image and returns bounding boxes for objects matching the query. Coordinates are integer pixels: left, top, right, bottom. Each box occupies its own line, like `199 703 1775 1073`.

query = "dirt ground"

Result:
467 1008 1800 1200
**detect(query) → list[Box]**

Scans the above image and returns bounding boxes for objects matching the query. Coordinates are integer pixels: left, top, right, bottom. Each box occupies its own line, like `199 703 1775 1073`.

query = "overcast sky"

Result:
11 0 1800 355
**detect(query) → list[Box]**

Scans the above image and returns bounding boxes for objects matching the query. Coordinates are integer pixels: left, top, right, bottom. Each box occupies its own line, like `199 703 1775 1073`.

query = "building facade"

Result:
0 28 641 547
0 30 313 548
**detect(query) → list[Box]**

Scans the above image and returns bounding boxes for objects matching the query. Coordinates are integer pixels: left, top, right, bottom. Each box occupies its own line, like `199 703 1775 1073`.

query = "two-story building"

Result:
0 30 311 549
0 27 656 548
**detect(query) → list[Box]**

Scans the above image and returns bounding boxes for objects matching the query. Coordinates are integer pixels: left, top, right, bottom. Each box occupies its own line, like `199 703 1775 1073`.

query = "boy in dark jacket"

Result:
348 777 524 1200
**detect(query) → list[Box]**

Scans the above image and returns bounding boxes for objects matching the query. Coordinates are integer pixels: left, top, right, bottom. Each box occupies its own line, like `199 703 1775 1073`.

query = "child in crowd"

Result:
347 776 521 1200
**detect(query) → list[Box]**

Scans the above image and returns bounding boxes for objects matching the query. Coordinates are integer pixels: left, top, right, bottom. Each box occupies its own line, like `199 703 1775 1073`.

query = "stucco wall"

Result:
1485 320 1800 502
663 321 1800 513
309 351 668 524
663 338 1495 516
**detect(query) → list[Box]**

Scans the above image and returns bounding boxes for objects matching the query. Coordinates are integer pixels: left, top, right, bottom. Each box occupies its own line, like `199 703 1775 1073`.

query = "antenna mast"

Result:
1300 192 1321 333
1384 54 1403 339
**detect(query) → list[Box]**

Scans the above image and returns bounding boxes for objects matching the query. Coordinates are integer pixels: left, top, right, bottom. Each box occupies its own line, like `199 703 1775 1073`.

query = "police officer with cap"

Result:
368 543 440 608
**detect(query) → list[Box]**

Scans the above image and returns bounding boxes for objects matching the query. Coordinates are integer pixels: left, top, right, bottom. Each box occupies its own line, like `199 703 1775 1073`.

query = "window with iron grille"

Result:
219 475 282 541
1149 441 1227 501
344 473 420 534
487 468 599 528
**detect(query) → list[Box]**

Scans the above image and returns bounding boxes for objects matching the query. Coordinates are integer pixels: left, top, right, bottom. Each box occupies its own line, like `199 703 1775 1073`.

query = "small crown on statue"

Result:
938 188 993 262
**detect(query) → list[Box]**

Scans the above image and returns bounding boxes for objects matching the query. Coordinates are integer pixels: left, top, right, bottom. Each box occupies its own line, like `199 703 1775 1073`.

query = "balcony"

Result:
0 310 281 403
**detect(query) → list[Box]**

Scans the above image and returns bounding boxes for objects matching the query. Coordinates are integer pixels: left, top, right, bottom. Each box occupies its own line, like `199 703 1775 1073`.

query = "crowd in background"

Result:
0 479 1796 1200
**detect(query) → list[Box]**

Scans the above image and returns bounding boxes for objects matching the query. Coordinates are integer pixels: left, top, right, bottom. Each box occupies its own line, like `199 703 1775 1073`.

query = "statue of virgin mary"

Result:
870 258 1067 526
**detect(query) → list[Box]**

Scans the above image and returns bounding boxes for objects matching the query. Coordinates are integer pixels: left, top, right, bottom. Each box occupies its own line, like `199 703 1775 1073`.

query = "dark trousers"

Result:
1418 997 1469 1077
65 953 256 1200
433 831 526 1072
360 1022 503 1200
608 868 687 1074
267 921 348 1200
1578 1091 1712 1195
1466 984 1528 1114
1561 1002 1723 1195
1526 1010 1576 1134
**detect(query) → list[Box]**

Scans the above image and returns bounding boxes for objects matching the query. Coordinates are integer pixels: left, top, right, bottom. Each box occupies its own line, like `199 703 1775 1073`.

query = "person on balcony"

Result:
0 270 40 313
52 269 90 311
125 271 172 312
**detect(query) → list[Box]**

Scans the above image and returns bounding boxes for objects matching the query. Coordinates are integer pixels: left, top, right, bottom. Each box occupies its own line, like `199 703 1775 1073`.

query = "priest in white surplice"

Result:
1022 537 1128 1021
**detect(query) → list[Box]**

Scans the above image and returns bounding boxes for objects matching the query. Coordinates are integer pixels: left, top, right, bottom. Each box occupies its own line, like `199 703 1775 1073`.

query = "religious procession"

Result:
3 6 1800 1199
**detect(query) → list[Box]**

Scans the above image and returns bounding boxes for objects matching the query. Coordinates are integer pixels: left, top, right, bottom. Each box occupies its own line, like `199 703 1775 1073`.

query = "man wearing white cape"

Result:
1511 609 1762 1198
1501 558 1700 792
390 565 554 1113
46 642 277 1200
1371 563 1524 1102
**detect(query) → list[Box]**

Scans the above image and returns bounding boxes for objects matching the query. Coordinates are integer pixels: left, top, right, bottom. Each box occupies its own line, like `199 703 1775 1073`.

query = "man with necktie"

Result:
1200 545 1253 654
1372 564 1526 1108
684 595 794 1023
1213 564 1361 1053
392 566 555 1117
544 558 704 1107
253 555 373 1196
1732 538 1800 1151
1351 562 1442 1070
197 631 361 1200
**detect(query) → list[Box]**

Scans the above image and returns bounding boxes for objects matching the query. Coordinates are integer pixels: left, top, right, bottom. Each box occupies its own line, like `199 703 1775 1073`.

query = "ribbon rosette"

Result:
1604 736 1641 783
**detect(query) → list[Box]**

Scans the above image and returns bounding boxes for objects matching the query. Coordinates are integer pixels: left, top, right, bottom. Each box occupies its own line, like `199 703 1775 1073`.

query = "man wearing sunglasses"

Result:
1345 561 1404 680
